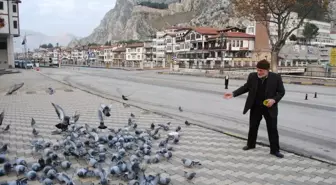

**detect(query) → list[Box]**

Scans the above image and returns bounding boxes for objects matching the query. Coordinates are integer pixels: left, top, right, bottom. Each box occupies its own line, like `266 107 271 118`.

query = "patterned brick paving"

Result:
0 70 335 185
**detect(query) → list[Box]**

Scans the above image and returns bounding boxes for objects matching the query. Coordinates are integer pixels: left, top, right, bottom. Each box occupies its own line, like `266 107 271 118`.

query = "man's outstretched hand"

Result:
223 92 233 99
265 99 276 107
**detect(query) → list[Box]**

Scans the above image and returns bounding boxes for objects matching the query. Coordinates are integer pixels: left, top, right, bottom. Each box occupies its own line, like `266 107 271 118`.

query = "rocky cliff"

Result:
69 0 249 46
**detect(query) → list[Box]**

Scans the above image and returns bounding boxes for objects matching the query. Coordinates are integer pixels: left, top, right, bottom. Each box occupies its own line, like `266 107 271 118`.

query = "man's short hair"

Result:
256 59 270 70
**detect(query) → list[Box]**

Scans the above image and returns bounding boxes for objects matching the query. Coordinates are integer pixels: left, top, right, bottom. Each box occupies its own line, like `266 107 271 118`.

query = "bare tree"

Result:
232 0 329 72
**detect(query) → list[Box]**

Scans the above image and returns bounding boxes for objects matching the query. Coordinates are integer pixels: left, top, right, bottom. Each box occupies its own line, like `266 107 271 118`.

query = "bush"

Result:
137 1 168 9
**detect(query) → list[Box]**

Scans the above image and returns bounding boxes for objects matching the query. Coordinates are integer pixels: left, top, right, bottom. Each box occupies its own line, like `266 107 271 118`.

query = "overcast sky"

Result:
19 0 116 37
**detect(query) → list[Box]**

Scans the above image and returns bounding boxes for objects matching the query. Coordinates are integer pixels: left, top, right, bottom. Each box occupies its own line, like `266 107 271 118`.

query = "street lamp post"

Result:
23 33 34 60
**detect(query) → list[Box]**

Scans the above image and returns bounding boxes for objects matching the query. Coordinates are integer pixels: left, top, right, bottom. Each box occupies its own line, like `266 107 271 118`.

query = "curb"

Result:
158 72 336 87
35 70 336 166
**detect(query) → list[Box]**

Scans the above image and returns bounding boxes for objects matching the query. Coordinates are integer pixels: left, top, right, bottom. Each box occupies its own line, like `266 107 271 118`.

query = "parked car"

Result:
19 61 25 68
24 60 34 69
14 60 20 68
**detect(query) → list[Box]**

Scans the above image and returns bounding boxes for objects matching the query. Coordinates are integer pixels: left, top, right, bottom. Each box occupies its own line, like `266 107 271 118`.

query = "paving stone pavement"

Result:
0 70 336 185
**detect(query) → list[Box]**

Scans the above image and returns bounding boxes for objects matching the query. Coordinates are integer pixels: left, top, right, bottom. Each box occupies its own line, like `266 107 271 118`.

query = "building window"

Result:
0 2 3 10
13 4 17 13
240 40 243 47
137 48 140 52
196 34 201 39
13 20 18 29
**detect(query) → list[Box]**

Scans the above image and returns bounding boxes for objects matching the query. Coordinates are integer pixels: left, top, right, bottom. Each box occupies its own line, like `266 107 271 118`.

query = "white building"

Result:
125 43 144 68
154 31 166 67
297 19 336 46
0 0 20 69
268 12 336 46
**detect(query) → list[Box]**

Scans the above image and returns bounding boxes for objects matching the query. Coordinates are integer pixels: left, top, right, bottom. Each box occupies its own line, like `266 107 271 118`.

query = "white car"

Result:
24 61 34 69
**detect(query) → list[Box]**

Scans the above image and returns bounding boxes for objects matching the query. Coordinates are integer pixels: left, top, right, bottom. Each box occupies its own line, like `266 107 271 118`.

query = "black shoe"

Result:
271 152 284 158
242 146 255 151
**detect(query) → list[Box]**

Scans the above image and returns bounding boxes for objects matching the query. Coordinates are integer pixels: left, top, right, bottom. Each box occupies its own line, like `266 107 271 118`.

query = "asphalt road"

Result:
40 67 336 163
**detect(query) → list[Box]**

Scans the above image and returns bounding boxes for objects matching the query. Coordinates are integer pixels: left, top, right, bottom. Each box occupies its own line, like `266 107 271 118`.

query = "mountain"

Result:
14 30 79 52
69 0 249 46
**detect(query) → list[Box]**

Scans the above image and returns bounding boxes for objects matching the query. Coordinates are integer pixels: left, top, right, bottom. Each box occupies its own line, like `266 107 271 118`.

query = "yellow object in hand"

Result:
263 100 269 106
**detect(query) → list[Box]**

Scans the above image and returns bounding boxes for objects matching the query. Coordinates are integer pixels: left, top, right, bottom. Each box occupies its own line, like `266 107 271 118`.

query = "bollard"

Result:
314 92 317 98
224 75 229 89
305 94 308 100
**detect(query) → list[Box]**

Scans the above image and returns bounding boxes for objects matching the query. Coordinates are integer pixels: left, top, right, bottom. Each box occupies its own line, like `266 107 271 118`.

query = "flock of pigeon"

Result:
0 83 201 185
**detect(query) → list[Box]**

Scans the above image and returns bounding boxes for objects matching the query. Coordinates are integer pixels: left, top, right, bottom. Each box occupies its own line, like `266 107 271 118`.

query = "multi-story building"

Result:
143 40 155 68
0 0 21 69
268 12 336 46
125 43 144 68
174 27 255 68
103 46 115 64
154 31 166 67
112 47 126 67
297 19 336 46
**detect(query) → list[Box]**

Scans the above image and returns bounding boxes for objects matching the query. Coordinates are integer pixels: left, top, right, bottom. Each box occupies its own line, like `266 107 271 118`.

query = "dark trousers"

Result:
248 106 280 153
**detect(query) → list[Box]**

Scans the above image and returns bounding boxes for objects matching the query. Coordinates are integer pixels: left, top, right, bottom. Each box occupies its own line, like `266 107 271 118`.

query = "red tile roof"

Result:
113 47 126 52
126 43 144 48
193 27 219 35
224 32 255 38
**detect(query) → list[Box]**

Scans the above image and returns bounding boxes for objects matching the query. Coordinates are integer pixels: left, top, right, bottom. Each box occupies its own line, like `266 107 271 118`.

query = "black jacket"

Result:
233 72 285 117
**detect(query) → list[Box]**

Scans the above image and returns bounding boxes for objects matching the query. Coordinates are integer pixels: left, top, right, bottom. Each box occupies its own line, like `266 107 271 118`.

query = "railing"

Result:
302 70 336 78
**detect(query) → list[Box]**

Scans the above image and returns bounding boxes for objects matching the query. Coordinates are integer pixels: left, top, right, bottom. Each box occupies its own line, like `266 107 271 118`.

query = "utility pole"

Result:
220 32 224 74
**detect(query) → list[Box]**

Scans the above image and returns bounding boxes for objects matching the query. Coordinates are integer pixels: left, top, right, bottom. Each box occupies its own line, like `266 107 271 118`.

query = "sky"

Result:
19 0 117 37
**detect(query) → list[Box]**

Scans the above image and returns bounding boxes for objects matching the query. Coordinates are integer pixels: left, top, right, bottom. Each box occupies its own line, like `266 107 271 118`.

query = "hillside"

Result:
15 30 79 52
69 0 247 46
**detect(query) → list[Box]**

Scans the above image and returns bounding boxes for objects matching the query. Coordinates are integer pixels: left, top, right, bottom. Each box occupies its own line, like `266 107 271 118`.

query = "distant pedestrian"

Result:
224 75 229 89
223 59 285 158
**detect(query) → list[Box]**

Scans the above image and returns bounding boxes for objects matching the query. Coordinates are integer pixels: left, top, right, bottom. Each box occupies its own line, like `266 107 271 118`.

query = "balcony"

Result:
144 43 153 48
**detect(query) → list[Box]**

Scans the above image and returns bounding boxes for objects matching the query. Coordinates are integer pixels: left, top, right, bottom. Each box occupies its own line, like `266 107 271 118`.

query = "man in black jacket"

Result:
224 60 285 158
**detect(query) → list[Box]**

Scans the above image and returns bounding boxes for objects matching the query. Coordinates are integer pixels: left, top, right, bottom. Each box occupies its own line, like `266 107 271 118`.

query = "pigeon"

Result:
72 111 80 123
98 110 107 130
0 111 4 126
151 123 155 130
31 118 36 127
179 106 183 112
185 120 191 126
100 104 112 117
51 103 70 126
6 82 24 95
32 128 39 136
176 126 181 132
2 124 10 132
184 171 196 180
116 88 136 101
61 161 72 169
182 158 201 167
26 170 38 180
159 174 171 185
47 87 55 95
123 103 130 108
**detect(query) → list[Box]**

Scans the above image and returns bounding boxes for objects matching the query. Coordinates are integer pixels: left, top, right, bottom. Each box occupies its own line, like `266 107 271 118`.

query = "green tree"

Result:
302 23 319 43
88 43 98 46
47 43 53 48
289 34 297 41
104 41 112 46
40 44 48 48
232 0 329 72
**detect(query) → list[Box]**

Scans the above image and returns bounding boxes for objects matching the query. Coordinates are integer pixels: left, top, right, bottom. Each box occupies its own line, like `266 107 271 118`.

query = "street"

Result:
40 67 336 163
1 69 336 185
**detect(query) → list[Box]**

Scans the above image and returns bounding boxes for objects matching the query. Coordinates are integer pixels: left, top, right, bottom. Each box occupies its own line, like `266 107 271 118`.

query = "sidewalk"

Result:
0 71 336 185
159 71 336 87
